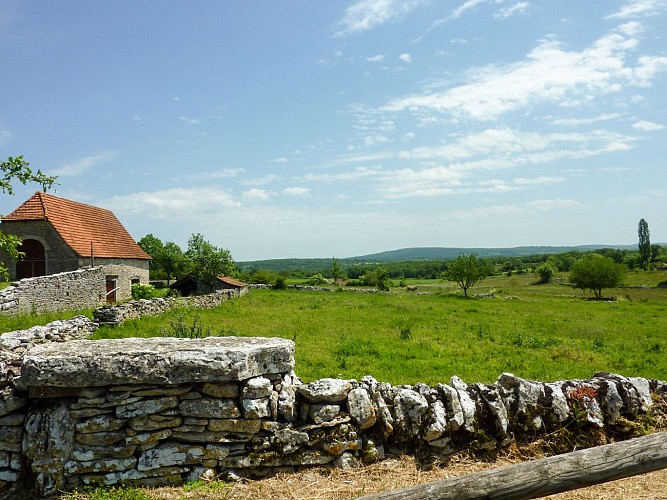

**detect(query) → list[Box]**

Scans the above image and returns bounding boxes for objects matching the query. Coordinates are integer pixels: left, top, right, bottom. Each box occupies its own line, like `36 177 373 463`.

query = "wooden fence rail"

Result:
360 432 667 499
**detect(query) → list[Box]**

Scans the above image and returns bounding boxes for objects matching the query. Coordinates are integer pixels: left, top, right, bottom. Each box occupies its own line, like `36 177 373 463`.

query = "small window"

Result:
131 278 140 285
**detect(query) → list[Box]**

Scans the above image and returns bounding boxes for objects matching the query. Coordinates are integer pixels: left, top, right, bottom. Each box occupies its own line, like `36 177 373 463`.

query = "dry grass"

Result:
133 450 667 500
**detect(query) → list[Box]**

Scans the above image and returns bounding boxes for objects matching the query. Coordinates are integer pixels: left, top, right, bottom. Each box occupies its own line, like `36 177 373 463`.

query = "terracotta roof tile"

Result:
216 275 247 287
2 192 150 260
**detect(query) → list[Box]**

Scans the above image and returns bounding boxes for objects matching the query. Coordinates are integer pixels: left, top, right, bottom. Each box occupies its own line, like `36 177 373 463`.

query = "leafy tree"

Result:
1 156 57 280
330 257 345 282
638 218 651 270
442 254 489 297
138 234 165 278
535 262 556 284
160 241 187 283
185 233 236 289
376 266 390 291
570 254 625 299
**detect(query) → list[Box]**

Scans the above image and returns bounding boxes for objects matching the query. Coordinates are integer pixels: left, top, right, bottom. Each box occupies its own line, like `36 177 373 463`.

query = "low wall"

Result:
0 327 664 497
0 267 106 315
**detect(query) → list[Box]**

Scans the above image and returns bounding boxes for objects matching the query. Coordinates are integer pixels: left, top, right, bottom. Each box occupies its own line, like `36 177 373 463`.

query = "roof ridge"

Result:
38 192 48 220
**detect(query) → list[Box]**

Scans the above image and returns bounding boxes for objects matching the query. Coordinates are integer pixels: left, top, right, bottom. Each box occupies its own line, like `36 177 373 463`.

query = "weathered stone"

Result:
208 418 262 434
20 337 295 387
272 428 309 454
243 377 272 399
221 449 334 468
79 466 187 487
0 469 20 482
128 415 182 431
204 444 231 460
76 415 125 434
138 443 205 471
544 382 570 422
0 392 26 417
477 383 509 435
242 398 271 419
0 412 25 426
436 384 464 432
424 400 448 441
174 424 206 433
309 404 340 424
65 457 137 475
278 384 298 422
171 430 253 443
179 398 241 419
76 431 126 446
0 450 9 467
298 378 352 403
116 396 179 419
125 428 172 446
372 390 394 436
200 382 239 399
131 385 192 397
347 388 376 430
603 380 624 424
70 407 115 419
628 377 653 411
184 417 209 426
72 444 137 461
393 389 428 440
0 426 22 445
333 451 359 471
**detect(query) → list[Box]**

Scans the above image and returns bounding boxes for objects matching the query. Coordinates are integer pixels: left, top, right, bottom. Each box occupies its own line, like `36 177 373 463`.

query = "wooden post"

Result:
360 432 667 500
90 241 95 267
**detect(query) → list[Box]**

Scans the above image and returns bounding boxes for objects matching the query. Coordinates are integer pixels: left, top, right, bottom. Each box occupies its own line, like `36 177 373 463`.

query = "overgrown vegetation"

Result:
91 270 667 385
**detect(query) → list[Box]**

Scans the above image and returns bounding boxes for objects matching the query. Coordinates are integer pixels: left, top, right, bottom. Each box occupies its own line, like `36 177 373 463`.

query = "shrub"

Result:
131 284 157 300
535 262 556 284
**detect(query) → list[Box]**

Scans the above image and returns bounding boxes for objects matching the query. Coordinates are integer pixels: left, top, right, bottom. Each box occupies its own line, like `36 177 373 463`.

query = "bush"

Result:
306 273 327 286
131 284 157 300
535 263 556 284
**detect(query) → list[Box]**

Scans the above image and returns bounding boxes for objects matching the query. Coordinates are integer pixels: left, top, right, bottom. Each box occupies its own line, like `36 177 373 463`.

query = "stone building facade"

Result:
0 192 150 303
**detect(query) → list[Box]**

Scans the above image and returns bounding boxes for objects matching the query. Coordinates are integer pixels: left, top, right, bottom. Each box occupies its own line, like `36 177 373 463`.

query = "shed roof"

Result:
2 192 150 260
216 275 248 287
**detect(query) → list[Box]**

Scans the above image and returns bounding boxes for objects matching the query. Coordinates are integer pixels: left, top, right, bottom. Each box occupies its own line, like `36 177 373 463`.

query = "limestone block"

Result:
76 431 126 446
243 377 272 399
207 418 262 434
80 466 187 487
278 384 298 422
72 444 137 461
628 377 653 411
20 337 295 388
436 383 464 432
116 396 179 419
64 457 137 475
242 398 271 419
0 391 26 417
347 388 376 430
131 385 193 397
125 428 172 446
477 383 509 436
309 404 340 424
179 398 241 419
424 400 448 441
203 444 231 460
392 389 428 441
170 430 253 443
137 443 205 471
128 415 182 432
272 428 309 454
200 382 239 399
298 378 353 403
76 415 125 434
371 390 394 436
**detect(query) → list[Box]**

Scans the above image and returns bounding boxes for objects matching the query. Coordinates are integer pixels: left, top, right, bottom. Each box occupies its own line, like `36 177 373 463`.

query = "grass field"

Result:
88 271 667 385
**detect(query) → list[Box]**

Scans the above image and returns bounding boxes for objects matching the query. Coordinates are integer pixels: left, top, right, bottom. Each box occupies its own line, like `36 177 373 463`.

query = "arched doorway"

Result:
16 239 46 279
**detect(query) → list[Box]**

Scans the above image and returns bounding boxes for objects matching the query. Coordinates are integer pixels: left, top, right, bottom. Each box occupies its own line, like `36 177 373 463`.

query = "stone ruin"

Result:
0 317 665 497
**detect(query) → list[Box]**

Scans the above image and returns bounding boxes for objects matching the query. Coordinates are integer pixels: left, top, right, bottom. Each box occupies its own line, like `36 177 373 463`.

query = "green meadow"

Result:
87 271 667 386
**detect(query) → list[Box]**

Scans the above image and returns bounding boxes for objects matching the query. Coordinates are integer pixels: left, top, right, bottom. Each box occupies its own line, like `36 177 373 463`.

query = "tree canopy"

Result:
570 254 625 299
638 218 651 270
442 253 489 297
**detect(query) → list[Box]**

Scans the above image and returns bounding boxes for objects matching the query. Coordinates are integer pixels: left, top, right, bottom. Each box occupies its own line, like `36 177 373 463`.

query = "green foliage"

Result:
138 235 187 282
0 156 58 280
570 254 626 299
330 257 345 281
185 233 236 289
306 273 327 286
376 266 391 291
273 274 288 290
535 262 556 284
160 313 211 338
130 284 157 300
638 218 651 270
442 253 490 297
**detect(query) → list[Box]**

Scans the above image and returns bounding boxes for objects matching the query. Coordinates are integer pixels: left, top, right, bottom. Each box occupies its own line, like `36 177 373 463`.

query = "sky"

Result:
1 0 666 261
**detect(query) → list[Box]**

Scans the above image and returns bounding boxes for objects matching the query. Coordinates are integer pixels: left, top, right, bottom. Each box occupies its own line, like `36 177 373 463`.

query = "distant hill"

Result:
237 244 638 273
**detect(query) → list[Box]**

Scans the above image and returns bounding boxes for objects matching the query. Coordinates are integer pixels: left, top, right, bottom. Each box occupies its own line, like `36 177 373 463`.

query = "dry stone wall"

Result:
0 329 663 497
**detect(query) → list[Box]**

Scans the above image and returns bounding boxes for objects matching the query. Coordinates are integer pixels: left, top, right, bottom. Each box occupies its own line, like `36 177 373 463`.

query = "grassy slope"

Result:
91 271 667 385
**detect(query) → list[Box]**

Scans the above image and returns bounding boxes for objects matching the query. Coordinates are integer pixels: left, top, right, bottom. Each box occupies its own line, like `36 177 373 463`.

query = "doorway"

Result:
16 239 46 279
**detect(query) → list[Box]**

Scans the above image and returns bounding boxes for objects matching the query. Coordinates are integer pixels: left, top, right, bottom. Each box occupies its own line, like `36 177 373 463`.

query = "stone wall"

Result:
91 258 150 303
0 325 664 497
0 267 107 315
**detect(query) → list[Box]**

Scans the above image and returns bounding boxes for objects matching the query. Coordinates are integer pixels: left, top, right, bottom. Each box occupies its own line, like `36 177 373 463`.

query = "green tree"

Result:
185 233 236 290
570 254 625 299
442 254 489 297
638 218 651 270
535 262 556 284
1 156 57 280
376 266 390 292
138 234 165 278
160 241 187 283
330 257 345 282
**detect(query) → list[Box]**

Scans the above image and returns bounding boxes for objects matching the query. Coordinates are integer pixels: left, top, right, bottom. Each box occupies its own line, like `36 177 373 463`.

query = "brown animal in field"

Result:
406 285 418 292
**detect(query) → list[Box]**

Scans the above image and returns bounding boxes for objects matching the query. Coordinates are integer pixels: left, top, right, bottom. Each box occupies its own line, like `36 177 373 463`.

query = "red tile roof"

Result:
216 275 248 287
2 192 150 260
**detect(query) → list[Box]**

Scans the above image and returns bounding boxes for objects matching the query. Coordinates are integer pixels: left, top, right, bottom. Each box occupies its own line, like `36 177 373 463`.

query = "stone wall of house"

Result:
92 259 151 303
0 267 107 315
0 220 80 279
0 325 663 497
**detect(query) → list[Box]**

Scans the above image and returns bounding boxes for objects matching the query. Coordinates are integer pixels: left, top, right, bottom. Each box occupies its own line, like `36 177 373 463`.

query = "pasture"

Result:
90 271 667 385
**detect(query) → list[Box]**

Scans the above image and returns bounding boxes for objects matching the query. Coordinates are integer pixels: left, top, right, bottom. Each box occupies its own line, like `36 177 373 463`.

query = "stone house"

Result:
0 191 150 303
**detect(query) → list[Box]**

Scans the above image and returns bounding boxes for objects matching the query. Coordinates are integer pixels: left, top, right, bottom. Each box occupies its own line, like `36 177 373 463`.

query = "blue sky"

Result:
1 0 666 260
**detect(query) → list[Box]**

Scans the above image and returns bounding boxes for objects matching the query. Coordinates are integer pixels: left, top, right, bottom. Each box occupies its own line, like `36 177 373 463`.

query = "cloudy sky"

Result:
1 1 665 260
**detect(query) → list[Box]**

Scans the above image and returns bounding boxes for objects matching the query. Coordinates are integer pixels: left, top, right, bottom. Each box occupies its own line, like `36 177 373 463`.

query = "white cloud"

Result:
513 176 565 185
398 53 412 63
51 151 117 177
241 174 279 186
282 187 310 197
335 0 427 37
302 166 382 182
179 116 201 125
272 157 288 163
364 134 389 146
367 54 386 63
606 0 667 19
632 120 665 130
186 168 245 181
550 113 622 126
106 187 240 217
242 188 269 202
384 25 667 121
494 2 531 19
